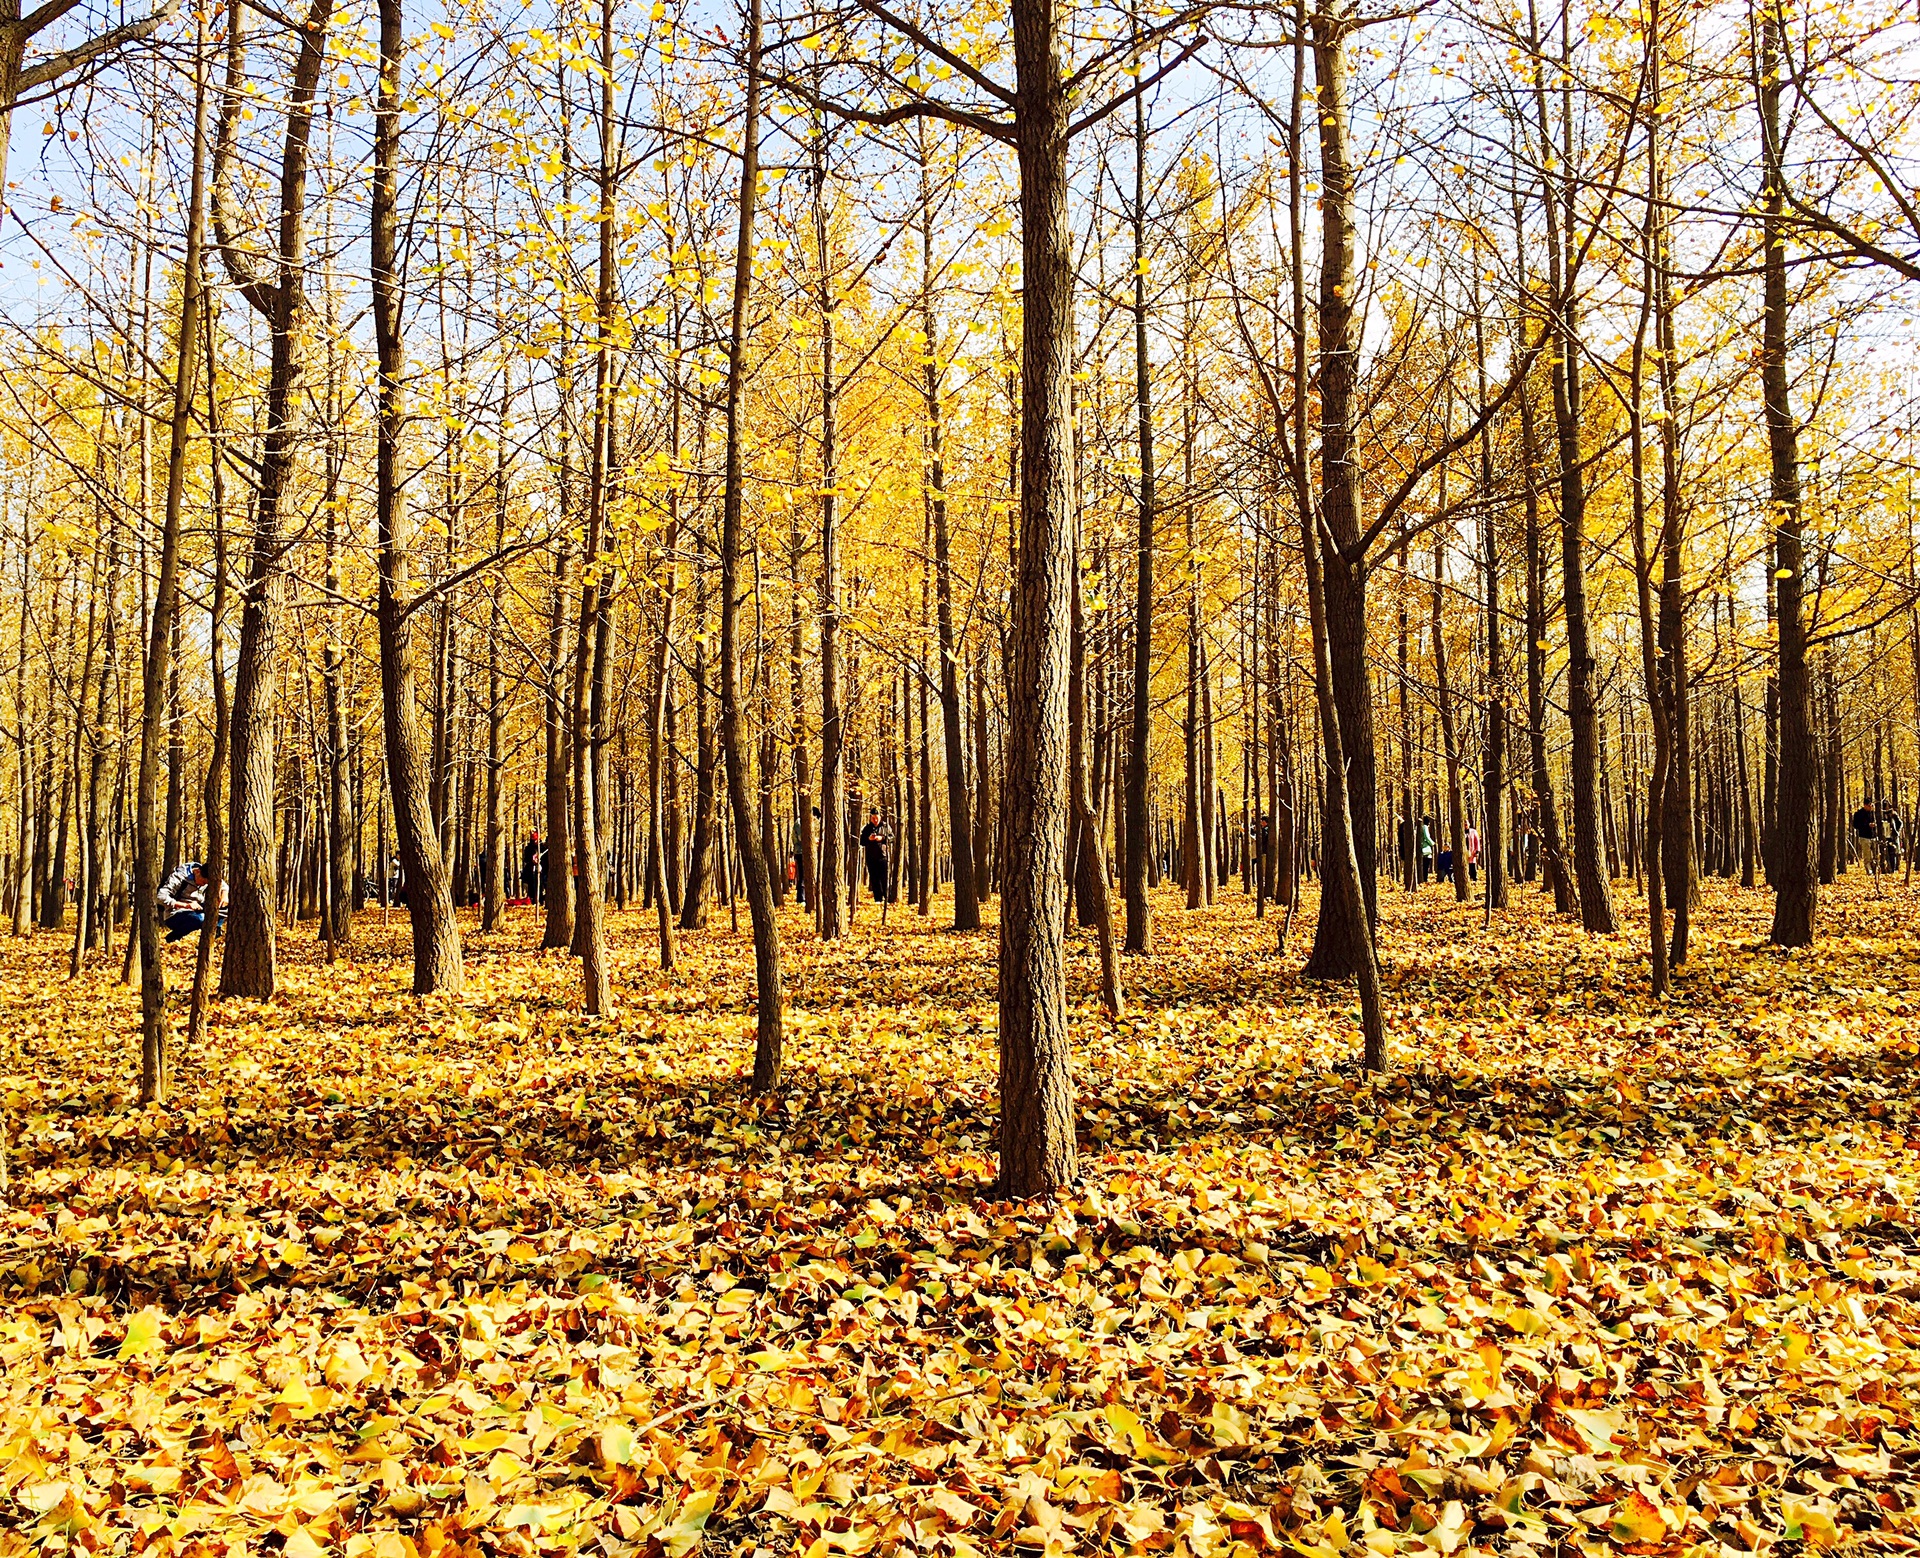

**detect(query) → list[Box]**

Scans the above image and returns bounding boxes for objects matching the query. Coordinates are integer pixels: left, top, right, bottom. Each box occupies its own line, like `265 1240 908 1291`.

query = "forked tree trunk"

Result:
211 0 335 998
1528 1 1615 934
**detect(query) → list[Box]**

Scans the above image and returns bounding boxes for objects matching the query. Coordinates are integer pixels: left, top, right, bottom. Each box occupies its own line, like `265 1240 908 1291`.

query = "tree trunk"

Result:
1512 226 1575 914
480 371 508 934
1760 2 1816 946
720 0 783 1089
1123 52 1154 955
1304 0 1379 980
996 0 1080 1197
1530 6 1615 934
1472 273 1508 912
212 0 335 998
569 0 619 1016
1432 518 1469 903
372 0 462 996
136 22 208 1102
187 270 229 1048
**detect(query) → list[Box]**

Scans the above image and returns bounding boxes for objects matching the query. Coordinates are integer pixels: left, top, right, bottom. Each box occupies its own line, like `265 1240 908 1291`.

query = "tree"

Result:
721 0 784 1090
210 0 336 999
371 0 463 995
134 9 207 1103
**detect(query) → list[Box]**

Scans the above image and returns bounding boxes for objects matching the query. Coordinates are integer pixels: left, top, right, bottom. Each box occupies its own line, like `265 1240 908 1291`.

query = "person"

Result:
1249 811 1271 865
1437 845 1454 884
521 832 542 903
1417 817 1435 884
860 809 890 902
1854 794 1903 873
157 861 223 942
1464 822 1481 882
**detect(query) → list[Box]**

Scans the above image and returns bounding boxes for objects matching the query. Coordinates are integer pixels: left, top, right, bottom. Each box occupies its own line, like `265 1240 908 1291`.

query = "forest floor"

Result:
1 877 1917 1558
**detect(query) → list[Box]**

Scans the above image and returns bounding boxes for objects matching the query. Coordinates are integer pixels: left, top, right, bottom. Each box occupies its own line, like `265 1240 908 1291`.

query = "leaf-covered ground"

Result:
2 879 1917 1558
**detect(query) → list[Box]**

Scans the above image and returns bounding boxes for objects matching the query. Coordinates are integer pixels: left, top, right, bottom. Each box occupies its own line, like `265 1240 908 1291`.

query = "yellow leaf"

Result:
283 1527 329 1558
1105 1402 1149 1454
118 1309 165 1360
1610 1490 1666 1545
663 1489 718 1556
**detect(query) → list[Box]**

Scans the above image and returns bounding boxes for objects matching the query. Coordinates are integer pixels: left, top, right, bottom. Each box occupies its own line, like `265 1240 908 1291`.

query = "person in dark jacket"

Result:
860 810 890 902
521 833 543 903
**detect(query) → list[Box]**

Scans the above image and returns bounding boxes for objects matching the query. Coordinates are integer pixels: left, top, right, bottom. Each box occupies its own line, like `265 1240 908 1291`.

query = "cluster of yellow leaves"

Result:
1 880 1916 1558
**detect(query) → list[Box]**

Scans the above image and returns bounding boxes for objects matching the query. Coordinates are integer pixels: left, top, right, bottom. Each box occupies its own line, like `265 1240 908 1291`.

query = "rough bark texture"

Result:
1304 0 1379 981
211 0 336 998
997 0 1079 1197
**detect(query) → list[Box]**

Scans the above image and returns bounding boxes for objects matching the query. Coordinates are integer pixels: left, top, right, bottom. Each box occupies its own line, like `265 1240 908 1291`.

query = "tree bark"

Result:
1760 0 1816 946
1529 0 1615 934
211 0 335 998
1304 0 1380 979
1123 46 1154 955
996 0 1080 1197
136 19 208 1102
720 0 784 1090
372 0 462 996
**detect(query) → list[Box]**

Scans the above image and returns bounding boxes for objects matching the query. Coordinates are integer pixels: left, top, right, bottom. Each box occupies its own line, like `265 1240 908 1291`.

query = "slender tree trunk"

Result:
187 276 229 1048
813 130 847 943
1512 208 1576 914
682 545 717 929
569 0 619 1015
1759 2 1816 945
648 289 686 969
1529 0 1615 933
920 195 976 932
480 373 509 934
1123 46 1154 955
1432 514 1469 904
372 0 462 996
1472 273 1508 912
1305 0 1380 979
1628 78 1672 994
720 0 783 1089
136 23 208 1102
1071 518 1121 1016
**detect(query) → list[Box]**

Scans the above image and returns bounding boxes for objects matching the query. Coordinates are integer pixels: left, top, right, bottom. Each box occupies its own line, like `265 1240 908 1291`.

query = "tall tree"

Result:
1760 0 1817 947
721 0 784 1089
210 0 336 998
371 0 462 995
134 9 208 1103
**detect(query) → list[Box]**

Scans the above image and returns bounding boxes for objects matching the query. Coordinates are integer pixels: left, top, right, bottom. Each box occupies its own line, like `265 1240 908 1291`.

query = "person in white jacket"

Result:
157 862 225 942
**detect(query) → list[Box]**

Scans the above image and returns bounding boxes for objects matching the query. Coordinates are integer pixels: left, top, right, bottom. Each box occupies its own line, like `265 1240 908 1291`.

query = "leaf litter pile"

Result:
2 882 1917 1558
